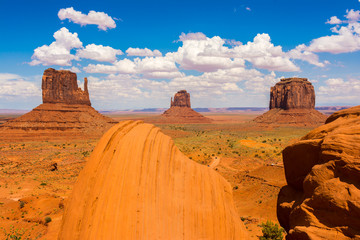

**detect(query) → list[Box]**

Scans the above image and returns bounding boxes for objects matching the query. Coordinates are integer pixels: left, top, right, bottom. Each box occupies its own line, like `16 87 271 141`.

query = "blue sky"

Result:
1 0 360 110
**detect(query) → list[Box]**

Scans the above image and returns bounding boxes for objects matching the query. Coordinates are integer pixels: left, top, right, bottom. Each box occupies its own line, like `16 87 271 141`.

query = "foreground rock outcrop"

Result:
254 78 326 126
0 68 116 140
160 90 212 123
277 105 360 239
59 121 246 239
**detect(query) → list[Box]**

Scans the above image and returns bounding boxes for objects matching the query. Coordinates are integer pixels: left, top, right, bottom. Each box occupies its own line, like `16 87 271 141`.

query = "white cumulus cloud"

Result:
30 27 82 66
287 44 328 67
326 16 342 24
318 77 360 104
0 74 40 99
126 47 162 57
306 9 360 54
230 34 300 72
83 59 136 74
58 7 116 31
77 44 123 62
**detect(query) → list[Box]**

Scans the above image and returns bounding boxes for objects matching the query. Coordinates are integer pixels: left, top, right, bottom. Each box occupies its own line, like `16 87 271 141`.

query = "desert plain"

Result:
0 110 317 239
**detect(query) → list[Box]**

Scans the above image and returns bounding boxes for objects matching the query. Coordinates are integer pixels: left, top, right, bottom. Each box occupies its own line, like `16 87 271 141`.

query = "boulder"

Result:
277 105 360 239
59 121 247 239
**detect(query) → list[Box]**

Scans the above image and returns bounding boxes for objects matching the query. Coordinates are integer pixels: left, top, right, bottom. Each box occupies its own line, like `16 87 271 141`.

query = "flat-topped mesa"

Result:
270 78 315 110
254 77 326 126
42 68 91 106
170 90 191 108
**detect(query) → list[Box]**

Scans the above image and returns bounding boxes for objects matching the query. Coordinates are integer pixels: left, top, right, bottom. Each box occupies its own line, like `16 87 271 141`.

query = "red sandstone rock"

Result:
0 69 116 140
270 78 315 110
254 78 326 126
277 105 360 240
42 68 91 106
171 90 191 108
59 121 247 239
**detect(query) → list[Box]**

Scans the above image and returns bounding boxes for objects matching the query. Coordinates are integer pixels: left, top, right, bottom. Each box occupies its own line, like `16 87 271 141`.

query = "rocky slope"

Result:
59 120 246 239
277 105 360 239
254 78 326 126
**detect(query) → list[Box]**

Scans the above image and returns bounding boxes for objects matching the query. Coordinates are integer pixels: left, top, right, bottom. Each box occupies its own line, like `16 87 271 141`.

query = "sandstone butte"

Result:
277 105 360 240
58 120 247 239
160 90 212 123
254 78 326 126
0 68 117 140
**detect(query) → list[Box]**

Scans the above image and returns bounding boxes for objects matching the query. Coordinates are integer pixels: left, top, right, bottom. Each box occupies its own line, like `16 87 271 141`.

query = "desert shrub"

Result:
82 151 90 157
3 225 28 240
44 216 52 224
19 201 25 209
259 220 284 240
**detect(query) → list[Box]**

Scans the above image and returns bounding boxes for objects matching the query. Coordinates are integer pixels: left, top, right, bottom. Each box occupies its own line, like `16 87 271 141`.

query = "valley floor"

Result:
0 113 314 239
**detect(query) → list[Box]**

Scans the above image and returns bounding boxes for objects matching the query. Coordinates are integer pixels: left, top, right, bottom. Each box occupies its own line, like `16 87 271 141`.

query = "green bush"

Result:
259 220 284 240
18 201 25 209
44 216 52 224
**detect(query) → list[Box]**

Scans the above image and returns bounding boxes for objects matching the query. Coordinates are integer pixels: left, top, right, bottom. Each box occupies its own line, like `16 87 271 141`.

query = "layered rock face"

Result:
277 106 360 239
254 78 326 126
270 78 315 110
0 68 116 140
160 90 212 123
42 68 91 105
59 121 246 239
171 90 191 108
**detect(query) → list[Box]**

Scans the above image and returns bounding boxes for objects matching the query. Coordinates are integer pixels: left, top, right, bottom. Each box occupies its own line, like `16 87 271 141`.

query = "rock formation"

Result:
171 89 191 107
159 90 212 123
59 121 247 239
277 105 360 239
269 78 315 110
0 68 116 140
42 68 91 105
254 78 326 126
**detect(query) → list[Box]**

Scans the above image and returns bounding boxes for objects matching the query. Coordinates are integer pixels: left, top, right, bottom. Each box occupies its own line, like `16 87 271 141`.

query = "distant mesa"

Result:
59 121 247 239
277 105 360 239
0 68 117 140
159 90 212 123
254 78 326 126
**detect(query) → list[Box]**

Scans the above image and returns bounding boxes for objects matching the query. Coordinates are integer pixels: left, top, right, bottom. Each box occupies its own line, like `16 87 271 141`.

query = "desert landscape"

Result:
1 1 360 239
0 68 356 239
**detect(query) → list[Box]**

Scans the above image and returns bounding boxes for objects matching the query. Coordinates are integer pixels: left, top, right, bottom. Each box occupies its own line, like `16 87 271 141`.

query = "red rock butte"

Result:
254 78 326 126
277 105 360 239
59 121 247 239
159 90 212 123
42 68 91 106
0 68 117 140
